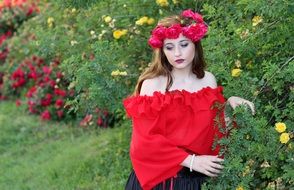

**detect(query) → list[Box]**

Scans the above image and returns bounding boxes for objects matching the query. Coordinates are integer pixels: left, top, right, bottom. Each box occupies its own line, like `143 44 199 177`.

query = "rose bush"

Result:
0 0 292 188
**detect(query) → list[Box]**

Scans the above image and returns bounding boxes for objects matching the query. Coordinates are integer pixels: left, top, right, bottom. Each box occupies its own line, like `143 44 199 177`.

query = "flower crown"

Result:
148 9 208 49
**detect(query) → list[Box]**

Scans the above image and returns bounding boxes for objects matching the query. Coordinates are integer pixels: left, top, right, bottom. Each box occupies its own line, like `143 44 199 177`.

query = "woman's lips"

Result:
175 59 185 64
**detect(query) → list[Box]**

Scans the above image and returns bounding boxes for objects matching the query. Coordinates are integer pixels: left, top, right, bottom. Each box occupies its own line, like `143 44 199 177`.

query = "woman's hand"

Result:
181 155 224 177
227 96 255 115
192 155 224 177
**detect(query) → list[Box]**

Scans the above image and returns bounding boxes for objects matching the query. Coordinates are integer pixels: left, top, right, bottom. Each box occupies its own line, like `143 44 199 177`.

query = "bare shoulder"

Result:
204 71 217 88
140 76 164 96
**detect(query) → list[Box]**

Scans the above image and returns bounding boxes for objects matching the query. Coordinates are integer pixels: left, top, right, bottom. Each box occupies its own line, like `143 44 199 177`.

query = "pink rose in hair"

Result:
152 26 166 40
182 9 204 23
165 24 182 39
182 23 207 42
148 37 163 48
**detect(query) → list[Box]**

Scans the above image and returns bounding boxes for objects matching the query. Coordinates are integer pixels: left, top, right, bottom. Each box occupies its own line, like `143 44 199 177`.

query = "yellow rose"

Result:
136 16 149 25
275 122 286 133
104 16 112 23
111 70 127 76
236 186 244 190
113 30 122 39
113 29 127 39
90 30 95 35
231 68 242 77
121 29 128 35
147 18 155 25
47 17 54 26
156 0 169 7
119 71 128 76
135 20 144 25
140 16 148 23
252 16 263 26
111 70 120 76
280 133 290 144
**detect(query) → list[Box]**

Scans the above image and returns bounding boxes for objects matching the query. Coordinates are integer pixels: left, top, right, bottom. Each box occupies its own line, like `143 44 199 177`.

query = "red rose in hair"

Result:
148 37 162 48
165 24 182 39
182 23 207 42
181 9 204 23
152 26 166 40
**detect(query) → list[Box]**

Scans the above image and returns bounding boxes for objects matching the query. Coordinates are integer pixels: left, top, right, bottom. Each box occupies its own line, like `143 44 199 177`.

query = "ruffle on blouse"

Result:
123 86 225 118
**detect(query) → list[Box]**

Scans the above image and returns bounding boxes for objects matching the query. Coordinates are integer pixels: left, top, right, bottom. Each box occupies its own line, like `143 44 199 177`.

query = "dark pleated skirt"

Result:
125 167 207 190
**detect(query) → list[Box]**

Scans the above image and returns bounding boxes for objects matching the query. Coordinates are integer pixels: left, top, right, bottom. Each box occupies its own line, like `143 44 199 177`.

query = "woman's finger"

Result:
212 156 224 163
210 162 224 170
243 101 255 115
204 170 218 177
207 166 222 174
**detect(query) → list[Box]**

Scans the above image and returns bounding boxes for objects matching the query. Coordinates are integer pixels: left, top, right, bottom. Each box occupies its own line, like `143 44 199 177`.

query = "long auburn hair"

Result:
133 15 206 95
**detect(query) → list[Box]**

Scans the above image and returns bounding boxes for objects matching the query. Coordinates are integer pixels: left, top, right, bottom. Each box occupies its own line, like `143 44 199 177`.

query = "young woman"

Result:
123 9 255 190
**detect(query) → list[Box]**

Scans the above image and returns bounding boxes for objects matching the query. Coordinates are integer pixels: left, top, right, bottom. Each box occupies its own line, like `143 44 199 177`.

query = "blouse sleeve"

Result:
123 97 189 190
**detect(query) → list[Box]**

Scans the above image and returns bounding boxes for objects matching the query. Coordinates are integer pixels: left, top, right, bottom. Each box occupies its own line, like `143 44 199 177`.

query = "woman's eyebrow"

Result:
164 40 189 46
164 43 174 46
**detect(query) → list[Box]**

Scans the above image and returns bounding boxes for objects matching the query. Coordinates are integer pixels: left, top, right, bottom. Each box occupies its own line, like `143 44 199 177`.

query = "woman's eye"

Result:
181 43 188 47
165 46 173 50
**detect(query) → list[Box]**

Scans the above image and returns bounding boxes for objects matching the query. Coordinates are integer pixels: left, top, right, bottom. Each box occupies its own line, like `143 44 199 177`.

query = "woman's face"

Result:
163 33 195 70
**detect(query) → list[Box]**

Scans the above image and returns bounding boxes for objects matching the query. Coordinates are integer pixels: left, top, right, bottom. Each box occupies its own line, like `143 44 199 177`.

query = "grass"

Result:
0 100 132 190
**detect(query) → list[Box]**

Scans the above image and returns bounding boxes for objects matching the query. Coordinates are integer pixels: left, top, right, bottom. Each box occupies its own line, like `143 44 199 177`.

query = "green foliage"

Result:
0 100 132 189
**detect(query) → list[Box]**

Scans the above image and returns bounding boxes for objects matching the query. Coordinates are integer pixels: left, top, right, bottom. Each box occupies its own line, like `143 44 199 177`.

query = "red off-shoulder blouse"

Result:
122 86 227 190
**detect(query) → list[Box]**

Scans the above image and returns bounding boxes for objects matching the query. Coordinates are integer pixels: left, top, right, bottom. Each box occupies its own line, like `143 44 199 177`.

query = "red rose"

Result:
181 9 204 23
41 110 51 120
148 37 163 48
41 94 52 106
26 86 37 98
54 89 67 97
49 80 56 87
97 117 103 126
182 24 207 42
56 72 63 78
42 66 51 75
152 26 166 40
11 68 25 79
16 99 22 107
56 110 63 118
37 58 44 66
165 24 182 39
43 76 51 82
28 71 37 80
55 99 63 109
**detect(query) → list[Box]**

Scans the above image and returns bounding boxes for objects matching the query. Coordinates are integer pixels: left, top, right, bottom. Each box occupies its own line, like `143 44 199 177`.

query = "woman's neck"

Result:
171 65 195 84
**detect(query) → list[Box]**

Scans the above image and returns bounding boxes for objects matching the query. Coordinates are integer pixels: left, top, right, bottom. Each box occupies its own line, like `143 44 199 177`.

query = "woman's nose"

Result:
174 45 182 57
